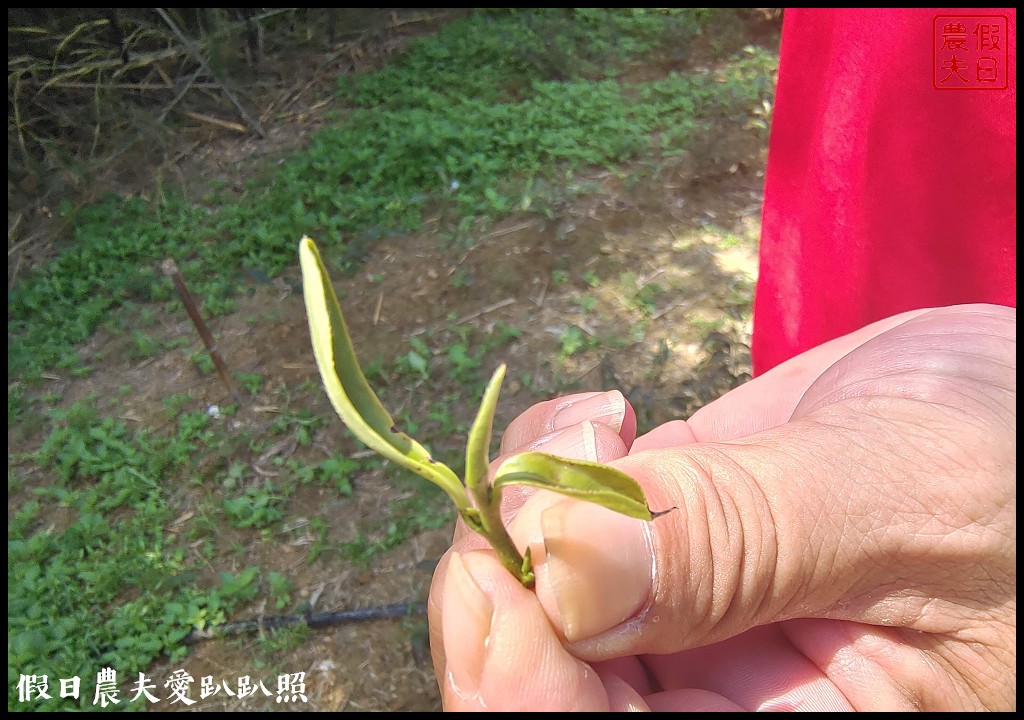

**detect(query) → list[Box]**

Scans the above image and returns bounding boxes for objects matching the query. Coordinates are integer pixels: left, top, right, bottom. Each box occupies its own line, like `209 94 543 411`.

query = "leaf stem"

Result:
470 482 533 588
461 363 533 586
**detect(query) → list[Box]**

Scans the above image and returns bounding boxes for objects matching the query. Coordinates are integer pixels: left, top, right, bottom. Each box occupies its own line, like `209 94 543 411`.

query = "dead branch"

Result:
154 8 266 137
39 79 219 91
157 67 204 122
182 110 248 134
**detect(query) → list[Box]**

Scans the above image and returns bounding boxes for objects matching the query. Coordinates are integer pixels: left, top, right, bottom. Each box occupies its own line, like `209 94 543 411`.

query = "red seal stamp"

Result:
934 15 1009 90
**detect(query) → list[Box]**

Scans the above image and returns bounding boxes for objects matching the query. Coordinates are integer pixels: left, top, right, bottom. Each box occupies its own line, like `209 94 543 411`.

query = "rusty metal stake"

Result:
162 258 242 404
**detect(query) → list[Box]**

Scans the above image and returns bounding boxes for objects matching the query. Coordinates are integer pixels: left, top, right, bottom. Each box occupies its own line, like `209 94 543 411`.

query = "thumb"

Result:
523 383 1014 660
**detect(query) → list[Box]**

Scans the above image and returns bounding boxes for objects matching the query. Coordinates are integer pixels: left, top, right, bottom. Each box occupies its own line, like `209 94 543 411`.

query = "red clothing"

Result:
753 8 1017 375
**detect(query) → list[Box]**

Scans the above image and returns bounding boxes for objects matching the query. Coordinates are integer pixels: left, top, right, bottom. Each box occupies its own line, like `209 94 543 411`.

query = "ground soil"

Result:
9 10 781 712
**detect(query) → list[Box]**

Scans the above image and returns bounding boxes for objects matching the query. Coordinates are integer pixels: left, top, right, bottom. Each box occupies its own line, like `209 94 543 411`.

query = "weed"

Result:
163 336 191 350
42 390 63 405
138 307 158 327
488 321 522 346
558 325 598 358
223 483 284 529
217 566 261 604
448 268 473 289
130 329 161 359
258 623 311 658
426 397 460 436
267 572 294 611
305 517 329 565
69 364 93 378
203 296 237 316
271 409 324 446
394 337 432 381
633 281 666 317
297 377 323 393
572 295 598 314
162 393 191 417
8 399 261 710
176 410 214 447
190 351 215 375
236 372 264 396
444 333 482 384
313 455 360 496
221 460 248 490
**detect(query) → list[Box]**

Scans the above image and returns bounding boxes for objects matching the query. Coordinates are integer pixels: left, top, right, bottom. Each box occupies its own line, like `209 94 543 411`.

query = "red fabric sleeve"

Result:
752 8 1016 375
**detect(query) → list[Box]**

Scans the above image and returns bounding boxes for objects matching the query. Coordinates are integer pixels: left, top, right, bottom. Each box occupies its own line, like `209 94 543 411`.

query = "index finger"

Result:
499 390 636 454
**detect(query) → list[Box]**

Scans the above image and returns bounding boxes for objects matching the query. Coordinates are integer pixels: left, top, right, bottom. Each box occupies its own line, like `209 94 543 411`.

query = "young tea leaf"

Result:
494 451 654 520
299 237 464 502
300 236 659 588
465 363 506 495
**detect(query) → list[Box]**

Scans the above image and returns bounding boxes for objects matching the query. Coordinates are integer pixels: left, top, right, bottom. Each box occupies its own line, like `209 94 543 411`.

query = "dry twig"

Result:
161 258 243 403
154 8 266 137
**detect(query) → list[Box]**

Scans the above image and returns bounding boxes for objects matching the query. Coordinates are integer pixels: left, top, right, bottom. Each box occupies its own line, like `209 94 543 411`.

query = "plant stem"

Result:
471 483 533 588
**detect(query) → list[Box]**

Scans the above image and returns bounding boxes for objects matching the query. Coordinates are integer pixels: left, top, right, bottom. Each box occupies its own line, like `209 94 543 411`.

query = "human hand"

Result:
428 304 1016 711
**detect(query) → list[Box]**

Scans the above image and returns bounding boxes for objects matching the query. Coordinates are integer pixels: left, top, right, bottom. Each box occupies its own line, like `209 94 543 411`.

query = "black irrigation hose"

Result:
183 601 427 644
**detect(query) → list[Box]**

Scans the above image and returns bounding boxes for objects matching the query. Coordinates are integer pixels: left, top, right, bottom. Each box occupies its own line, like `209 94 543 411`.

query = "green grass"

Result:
7 400 249 710
8 9 775 379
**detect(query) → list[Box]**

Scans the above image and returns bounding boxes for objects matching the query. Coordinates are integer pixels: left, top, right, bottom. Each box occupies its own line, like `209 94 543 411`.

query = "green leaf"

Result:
299 237 464 503
406 350 429 377
494 451 653 520
465 364 506 494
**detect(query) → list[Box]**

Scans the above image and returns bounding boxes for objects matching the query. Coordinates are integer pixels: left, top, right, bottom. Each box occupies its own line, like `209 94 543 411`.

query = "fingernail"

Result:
442 553 492 697
526 420 599 461
553 391 625 433
541 500 653 642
